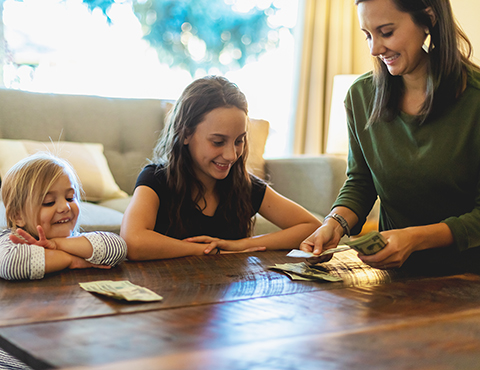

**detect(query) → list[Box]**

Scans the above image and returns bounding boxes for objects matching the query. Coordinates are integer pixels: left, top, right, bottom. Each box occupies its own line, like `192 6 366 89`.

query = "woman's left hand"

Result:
9 226 57 250
358 229 416 269
185 236 266 254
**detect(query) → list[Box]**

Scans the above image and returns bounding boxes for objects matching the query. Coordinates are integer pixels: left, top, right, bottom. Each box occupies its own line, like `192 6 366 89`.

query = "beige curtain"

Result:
293 0 358 155
0 3 4 87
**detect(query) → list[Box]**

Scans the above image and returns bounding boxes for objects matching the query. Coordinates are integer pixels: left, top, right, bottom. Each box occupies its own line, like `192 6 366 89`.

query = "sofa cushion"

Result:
98 196 132 214
77 202 124 234
0 139 128 202
253 211 324 237
0 88 173 195
247 118 269 179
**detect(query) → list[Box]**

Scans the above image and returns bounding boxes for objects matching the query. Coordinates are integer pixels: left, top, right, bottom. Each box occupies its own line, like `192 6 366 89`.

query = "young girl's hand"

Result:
68 255 112 270
10 226 57 250
185 236 266 254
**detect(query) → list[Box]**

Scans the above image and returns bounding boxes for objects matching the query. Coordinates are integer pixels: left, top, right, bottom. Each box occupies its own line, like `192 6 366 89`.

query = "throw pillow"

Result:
0 139 128 202
247 118 269 179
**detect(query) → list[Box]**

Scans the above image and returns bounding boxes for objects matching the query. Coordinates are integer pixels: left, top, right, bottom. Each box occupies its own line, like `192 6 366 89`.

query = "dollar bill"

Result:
286 245 351 258
282 271 317 281
344 231 387 255
269 262 342 282
79 280 163 302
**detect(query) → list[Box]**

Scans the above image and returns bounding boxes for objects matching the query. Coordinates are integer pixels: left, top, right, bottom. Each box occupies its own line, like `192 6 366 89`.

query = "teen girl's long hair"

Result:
153 75 255 238
355 0 480 126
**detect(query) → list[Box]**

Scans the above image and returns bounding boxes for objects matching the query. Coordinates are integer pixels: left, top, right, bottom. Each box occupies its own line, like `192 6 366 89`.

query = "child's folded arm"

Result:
82 232 128 266
0 232 45 280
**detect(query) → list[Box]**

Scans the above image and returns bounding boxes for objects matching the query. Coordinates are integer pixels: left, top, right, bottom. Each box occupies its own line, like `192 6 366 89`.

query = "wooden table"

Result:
1 250 480 370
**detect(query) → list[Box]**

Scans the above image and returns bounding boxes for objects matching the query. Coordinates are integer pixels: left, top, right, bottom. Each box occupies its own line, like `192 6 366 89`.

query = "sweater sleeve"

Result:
0 231 45 280
442 176 480 252
331 83 378 235
83 231 127 266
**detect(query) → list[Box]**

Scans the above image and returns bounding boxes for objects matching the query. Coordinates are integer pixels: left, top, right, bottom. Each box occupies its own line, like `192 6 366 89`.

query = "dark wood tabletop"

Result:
1 250 480 370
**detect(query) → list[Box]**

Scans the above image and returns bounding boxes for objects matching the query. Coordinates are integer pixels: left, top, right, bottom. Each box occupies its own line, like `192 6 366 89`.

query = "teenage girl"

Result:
121 75 321 260
0 152 127 280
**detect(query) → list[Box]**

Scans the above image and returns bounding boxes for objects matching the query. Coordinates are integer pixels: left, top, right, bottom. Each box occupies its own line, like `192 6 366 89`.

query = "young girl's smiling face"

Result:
184 106 247 188
37 174 80 238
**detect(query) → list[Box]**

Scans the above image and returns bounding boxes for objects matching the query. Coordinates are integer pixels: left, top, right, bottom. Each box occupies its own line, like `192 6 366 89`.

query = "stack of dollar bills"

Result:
277 231 388 280
286 231 388 259
79 280 163 302
344 231 387 255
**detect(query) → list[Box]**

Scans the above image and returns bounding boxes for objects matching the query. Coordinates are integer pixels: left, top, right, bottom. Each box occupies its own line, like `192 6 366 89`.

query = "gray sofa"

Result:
0 88 347 235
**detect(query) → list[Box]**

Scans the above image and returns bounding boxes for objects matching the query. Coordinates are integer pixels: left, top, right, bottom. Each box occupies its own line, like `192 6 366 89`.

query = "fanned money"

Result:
79 280 163 302
344 231 387 255
269 262 342 282
287 245 351 258
282 271 317 281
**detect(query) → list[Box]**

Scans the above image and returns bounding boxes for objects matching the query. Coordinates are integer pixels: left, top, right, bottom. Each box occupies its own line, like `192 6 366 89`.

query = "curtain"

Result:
293 0 358 155
0 2 4 87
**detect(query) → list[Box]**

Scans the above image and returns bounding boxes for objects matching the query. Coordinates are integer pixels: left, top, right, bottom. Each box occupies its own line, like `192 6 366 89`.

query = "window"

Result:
1 0 302 157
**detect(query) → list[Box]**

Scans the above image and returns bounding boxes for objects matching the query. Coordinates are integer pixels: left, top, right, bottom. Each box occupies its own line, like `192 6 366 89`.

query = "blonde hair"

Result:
1 152 82 237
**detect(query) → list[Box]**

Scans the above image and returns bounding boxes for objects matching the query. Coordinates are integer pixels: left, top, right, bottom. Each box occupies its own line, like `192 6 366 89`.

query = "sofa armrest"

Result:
264 155 347 218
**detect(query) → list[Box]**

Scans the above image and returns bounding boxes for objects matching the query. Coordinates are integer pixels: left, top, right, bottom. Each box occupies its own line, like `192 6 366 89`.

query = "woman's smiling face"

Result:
358 0 430 79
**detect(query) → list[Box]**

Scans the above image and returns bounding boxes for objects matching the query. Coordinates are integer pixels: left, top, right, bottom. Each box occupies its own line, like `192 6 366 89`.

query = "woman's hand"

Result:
185 236 266 255
299 222 343 264
10 226 57 250
358 229 416 269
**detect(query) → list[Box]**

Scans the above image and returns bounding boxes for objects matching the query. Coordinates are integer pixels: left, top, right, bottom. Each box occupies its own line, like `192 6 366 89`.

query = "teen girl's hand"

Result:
9 226 57 250
68 255 112 270
184 236 267 254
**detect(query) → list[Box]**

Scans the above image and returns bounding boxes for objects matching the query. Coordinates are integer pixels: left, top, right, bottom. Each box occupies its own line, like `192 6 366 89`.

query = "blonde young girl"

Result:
121 75 321 260
0 152 127 280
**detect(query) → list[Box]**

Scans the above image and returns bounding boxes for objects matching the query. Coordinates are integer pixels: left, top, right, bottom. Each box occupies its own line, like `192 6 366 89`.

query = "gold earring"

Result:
422 31 434 53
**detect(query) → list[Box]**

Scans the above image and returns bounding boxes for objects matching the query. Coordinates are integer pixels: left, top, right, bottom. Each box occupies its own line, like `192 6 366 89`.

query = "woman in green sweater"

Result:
301 0 480 271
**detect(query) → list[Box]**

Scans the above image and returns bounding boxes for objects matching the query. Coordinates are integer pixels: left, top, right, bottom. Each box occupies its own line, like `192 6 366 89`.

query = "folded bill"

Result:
269 262 342 282
79 280 163 302
282 271 317 281
287 245 351 258
344 231 387 255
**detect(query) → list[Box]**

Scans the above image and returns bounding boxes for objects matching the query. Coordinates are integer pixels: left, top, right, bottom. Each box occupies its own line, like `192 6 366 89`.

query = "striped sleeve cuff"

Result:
83 232 127 266
30 245 45 280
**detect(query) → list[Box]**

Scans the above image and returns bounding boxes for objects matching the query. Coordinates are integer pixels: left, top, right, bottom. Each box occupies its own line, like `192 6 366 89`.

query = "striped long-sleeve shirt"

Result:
0 230 127 280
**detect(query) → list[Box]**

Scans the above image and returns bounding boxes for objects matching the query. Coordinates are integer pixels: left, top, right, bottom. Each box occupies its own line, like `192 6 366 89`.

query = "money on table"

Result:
269 262 343 282
79 280 163 302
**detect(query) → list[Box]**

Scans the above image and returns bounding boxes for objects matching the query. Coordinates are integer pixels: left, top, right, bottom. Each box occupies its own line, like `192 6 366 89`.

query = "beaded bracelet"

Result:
324 213 351 237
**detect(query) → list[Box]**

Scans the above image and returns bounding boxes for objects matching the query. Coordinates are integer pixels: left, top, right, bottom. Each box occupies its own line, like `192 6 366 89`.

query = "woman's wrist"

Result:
324 213 350 237
407 223 454 252
323 217 345 239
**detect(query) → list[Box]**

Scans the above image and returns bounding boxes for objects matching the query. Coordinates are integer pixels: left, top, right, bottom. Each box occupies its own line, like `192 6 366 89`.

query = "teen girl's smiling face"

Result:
185 106 247 188
37 174 80 239
358 0 430 79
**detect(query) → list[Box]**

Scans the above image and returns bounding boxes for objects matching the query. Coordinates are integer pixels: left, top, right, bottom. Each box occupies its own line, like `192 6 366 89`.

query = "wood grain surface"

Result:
1 250 478 369
0 250 402 327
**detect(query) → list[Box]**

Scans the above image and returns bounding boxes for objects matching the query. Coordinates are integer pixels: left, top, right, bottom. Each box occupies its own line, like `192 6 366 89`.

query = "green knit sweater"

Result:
333 69 480 252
